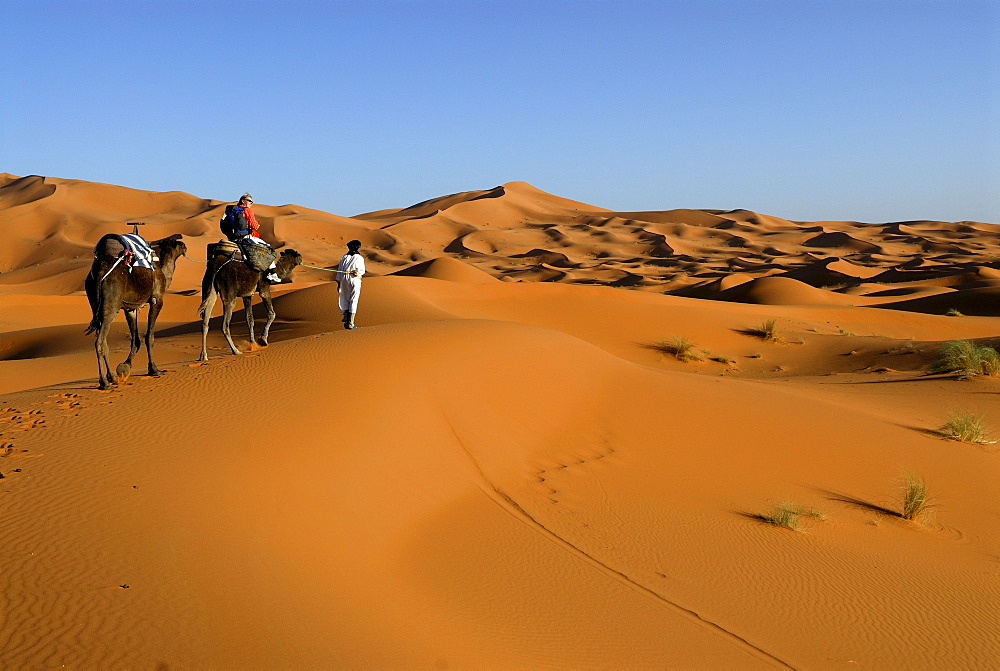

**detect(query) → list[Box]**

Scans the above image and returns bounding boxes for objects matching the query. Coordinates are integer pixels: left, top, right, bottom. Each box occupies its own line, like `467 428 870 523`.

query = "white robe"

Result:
337 252 366 313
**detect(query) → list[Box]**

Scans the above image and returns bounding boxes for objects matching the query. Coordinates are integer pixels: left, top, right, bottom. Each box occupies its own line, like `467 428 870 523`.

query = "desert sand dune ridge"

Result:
0 174 999 668
4 173 1000 301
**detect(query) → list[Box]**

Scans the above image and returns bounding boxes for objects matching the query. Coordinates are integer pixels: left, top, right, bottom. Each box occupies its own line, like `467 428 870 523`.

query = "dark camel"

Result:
84 234 188 390
198 246 302 360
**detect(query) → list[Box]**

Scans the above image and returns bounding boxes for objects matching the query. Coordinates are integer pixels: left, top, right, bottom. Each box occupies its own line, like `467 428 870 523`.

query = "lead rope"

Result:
299 263 348 274
209 256 234 288
186 255 341 272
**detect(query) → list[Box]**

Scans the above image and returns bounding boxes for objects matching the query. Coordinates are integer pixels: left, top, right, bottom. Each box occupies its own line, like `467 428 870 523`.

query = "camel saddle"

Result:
209 240 242 262
208 239 276 272
238 239 278 271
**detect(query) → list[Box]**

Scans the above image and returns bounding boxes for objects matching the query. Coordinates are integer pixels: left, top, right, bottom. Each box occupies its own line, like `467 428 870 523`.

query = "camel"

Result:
84 234 188 390
198 245 302 360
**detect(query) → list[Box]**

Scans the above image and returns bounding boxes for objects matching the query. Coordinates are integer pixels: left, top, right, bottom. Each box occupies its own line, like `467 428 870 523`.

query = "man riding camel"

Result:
222 193 281 284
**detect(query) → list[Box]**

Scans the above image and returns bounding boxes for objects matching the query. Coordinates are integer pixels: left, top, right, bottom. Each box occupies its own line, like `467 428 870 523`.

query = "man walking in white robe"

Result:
337 240 366 329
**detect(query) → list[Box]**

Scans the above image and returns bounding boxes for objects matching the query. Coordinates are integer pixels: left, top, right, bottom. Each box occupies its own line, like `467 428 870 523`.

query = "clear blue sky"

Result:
4 0 998 223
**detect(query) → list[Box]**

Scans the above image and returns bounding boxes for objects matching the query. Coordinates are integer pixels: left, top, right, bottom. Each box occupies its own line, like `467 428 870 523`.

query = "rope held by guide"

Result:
183 256 346 273
300 263 348 274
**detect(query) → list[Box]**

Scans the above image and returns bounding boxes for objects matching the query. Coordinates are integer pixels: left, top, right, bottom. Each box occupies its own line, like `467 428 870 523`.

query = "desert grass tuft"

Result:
939 410 994 444
651 336 702 361
930 340 1000 379
761 502 825 531
796 506 827 521
742 318 783 343
900 473 934 522
762 502 800 530
946 307 964 317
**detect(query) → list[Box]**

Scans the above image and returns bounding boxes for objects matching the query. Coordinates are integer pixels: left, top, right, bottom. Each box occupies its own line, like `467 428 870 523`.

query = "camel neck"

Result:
275 258 294 278
160 256 178 285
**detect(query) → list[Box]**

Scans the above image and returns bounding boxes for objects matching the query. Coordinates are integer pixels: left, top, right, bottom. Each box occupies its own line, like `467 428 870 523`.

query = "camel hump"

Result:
93 233 126 260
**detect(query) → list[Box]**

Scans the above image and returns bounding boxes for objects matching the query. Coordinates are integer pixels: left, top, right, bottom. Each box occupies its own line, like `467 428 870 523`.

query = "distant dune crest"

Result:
1 173 999 311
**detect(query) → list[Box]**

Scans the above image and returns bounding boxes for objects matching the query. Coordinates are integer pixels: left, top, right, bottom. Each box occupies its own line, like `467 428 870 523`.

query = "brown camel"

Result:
197 245 302 360
84 234 188 390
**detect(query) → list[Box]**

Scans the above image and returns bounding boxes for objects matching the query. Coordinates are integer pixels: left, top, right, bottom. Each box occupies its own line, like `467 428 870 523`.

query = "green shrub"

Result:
651 336 702 361
900 473 934 522
743 319 783 342
940 410 994 444
761 502 825 531
763 502 799 530
930 340 1000 378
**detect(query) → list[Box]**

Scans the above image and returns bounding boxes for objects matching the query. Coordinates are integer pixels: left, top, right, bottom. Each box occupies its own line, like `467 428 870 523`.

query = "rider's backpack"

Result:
220 205 249 240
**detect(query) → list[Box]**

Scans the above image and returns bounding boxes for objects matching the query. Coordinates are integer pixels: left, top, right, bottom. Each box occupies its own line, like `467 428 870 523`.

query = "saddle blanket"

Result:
118 234 158 270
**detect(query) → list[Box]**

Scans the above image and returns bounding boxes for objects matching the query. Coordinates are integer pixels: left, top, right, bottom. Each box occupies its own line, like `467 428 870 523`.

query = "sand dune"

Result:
1 174 999 668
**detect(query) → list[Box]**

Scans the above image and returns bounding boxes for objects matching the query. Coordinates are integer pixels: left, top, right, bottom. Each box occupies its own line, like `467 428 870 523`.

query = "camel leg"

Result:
221 295 242 355
94 284 122 389
95 328 115 390
95 310 118 390
145 297 164 376
199 287 218 361
260 294 276 346
243 296 255 346
89 280 109 388
116 308 140 381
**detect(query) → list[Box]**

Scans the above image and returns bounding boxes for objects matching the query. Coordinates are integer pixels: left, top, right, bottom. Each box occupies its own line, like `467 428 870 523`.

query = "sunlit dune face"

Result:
0 175 998 669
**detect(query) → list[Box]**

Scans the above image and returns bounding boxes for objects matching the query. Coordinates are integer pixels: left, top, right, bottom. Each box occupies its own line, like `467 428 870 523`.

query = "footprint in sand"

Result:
533 445 618 503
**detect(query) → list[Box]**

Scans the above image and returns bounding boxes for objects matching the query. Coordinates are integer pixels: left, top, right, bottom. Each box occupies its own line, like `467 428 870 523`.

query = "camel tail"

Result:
84 266 102 335
198 263 220 317
85 292 103 334
197 287 215 317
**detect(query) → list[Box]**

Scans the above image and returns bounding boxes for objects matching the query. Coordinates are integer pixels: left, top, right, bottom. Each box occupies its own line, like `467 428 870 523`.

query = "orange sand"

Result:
1 173 999 668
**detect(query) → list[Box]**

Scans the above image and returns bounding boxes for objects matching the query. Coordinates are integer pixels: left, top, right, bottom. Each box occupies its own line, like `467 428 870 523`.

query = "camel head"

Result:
279 248 303 267
276 249 303 279
156 235 188 261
